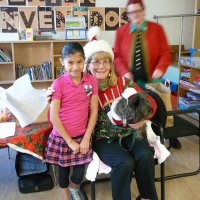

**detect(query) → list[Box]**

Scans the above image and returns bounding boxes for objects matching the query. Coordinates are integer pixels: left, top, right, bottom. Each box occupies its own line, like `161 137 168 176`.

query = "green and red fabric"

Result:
6 122 52 160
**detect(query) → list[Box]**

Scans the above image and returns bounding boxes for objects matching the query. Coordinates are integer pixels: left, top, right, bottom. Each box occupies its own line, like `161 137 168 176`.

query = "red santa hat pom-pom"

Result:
127 0 144 8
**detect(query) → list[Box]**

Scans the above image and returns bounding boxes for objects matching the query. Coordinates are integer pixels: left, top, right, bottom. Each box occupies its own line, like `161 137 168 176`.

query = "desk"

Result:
0 122 52 159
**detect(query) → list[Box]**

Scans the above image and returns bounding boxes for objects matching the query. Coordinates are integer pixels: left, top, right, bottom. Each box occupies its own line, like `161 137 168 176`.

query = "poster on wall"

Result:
62 0 78 7
55 6 71 32
0 0 7 6
80 0 95 7
0 7 19 33
19 7 38 31
73 6 89 29
8 0 26 6
45 0 61 6
105 7 119 31
38 7 55 32
28 0 45 6
120 8 128 26
89 7 104 30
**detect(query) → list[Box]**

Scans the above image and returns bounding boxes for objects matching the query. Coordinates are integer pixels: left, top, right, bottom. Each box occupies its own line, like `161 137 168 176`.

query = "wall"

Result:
0 0 196 49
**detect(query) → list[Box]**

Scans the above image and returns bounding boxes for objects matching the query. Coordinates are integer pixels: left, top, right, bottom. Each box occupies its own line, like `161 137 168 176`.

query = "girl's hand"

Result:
68 140 80 154
46 87 55 104
129 120 145 130
80 137 90 154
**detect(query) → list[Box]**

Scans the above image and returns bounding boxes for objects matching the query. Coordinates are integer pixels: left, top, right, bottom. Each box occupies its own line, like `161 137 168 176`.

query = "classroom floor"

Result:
0 116 199 200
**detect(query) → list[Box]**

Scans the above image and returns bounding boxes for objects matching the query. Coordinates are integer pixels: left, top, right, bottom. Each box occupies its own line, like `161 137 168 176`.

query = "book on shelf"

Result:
56 67 65 78
26 28 33 41
15 61 52 80
19 29 33 41
179 99 200 110
0 49 12 62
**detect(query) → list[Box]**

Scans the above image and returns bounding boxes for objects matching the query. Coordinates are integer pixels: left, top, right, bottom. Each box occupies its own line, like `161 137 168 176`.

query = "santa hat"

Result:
84 26 114 63
127 0 144 8
107 88 138 126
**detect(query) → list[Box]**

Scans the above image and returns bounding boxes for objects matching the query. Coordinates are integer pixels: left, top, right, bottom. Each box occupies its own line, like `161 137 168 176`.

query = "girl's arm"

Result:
46 87 55 103
50 99 80 154
80 94 98 154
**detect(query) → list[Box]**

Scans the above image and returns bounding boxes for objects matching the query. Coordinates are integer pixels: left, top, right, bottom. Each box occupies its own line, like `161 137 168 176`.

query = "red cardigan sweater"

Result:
113 21 171 80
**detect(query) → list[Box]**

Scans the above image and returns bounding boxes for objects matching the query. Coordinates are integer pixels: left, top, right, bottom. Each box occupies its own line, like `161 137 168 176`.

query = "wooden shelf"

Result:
0 40 87 86
0 62 13 65
0 80 15 84
178 64 200 119
31 79 53 83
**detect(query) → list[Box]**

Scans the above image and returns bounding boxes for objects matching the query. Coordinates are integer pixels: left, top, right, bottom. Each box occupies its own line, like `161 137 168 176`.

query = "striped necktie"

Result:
132 31 147 83
134 31 143 71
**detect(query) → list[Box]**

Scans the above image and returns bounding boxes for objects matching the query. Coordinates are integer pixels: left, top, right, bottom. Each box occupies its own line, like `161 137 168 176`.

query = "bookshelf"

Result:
178 61 200 119
0 40 87 121
0 40 87 88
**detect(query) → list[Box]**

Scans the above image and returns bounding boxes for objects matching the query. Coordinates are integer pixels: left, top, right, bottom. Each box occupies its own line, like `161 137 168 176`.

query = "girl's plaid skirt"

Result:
45 133 93 167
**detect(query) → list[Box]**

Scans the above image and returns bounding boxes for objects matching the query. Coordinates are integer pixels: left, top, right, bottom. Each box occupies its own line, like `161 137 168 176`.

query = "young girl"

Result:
45 42 98 200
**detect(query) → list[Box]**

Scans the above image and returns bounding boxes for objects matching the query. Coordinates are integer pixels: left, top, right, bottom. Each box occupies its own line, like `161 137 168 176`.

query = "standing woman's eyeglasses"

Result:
127 8 144 16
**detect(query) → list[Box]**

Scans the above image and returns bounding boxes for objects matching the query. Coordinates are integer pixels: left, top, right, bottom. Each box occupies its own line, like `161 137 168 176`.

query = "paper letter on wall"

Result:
38 7 55 32
19 7 37 31
0 7 18 33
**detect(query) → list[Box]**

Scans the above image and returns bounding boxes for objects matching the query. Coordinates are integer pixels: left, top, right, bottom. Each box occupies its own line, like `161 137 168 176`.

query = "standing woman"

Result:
113 0 181 149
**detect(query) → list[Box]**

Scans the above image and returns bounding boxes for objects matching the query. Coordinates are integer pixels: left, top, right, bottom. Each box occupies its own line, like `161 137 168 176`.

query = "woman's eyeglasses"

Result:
90 60 111 67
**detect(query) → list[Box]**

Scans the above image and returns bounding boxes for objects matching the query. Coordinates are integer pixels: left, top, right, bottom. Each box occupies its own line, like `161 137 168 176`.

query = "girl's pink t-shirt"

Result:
51 73 98 137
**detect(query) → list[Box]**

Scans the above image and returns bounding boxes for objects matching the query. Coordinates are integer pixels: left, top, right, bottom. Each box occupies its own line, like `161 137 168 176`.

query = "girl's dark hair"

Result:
61 42 85 59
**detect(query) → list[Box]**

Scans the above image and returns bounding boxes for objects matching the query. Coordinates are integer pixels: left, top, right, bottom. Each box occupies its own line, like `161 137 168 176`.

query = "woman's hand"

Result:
68 140 80 154
123 72 134 80
46 87 55 104
152 69 163 79
128 120 146 130
79 137 90 154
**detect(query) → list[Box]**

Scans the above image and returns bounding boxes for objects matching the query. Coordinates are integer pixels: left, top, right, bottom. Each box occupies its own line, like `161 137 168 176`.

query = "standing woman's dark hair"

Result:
61 42 85 60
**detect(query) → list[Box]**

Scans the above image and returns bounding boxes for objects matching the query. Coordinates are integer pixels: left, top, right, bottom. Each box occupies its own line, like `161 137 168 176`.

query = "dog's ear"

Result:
128 93 153 122
114 98 129 118
128 94 140 107
138 93 154 117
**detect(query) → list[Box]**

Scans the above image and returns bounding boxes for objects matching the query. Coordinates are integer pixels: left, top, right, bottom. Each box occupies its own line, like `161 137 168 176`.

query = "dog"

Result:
107 88 170 164
114 91 154 139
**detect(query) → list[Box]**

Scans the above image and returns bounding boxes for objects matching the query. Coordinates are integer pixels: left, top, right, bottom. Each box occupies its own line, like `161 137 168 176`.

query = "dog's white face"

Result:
114 93 153 125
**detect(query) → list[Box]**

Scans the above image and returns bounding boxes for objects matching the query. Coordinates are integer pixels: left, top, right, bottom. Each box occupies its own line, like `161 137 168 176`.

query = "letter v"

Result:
19 11 36 28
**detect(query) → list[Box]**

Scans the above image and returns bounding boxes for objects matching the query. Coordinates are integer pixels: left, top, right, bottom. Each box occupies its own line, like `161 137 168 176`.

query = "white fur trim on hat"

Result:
84 26 114 63
121 88 137 100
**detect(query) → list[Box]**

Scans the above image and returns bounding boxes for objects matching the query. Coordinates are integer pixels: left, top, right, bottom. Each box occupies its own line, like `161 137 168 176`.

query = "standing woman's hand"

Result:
45 87 55 103
152 69 163 79
123 72 134 80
